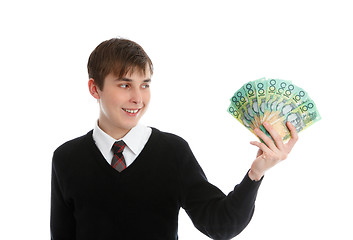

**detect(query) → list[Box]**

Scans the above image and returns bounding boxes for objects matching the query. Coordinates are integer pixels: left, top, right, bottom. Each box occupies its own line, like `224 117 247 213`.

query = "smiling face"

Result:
89 67 151 139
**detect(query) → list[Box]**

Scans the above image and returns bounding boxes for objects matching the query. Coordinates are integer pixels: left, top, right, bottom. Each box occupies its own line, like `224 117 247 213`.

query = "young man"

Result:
50 38 298 240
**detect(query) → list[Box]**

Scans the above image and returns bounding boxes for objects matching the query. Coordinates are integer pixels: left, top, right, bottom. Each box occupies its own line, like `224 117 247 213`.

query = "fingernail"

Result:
263 122 268 126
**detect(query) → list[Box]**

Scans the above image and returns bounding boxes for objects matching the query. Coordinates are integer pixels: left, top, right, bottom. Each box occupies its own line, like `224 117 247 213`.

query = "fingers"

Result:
286 121 299 152
251 121 298 160
254 122 284 151
250 122 298 176
252 128 275 151
263 122 286 150
256 149 263 158
250 140 270 156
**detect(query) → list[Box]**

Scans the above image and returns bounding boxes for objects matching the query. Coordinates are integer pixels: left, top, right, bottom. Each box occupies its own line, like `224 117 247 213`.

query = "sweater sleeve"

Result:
179 142 262 240
50 152 76 240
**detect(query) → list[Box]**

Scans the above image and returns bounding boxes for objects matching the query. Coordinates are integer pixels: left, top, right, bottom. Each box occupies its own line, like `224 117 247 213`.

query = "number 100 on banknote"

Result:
227 77 321 142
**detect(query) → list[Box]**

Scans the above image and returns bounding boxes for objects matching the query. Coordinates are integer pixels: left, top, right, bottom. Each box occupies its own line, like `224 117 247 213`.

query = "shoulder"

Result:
150 127 189 149
148 127 196 163
53 130 93 161
149 127 207 179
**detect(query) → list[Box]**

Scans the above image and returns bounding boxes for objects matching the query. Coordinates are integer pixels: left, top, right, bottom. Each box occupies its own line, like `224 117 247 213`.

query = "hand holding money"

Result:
227 77 321 180
248 121 298 181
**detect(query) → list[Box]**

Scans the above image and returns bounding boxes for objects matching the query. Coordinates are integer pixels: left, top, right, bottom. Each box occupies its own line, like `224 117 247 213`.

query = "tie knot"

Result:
112 140 126 154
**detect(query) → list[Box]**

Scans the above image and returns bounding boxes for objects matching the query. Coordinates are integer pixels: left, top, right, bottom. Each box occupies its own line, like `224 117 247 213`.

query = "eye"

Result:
119 84 129 88
142 83 150 89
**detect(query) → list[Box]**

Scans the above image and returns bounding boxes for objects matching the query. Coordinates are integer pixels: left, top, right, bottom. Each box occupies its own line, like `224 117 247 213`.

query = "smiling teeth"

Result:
124 109 139 114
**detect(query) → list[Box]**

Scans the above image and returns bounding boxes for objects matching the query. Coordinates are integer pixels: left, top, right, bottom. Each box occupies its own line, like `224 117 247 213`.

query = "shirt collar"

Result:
122 124 150 155
93 121 148 156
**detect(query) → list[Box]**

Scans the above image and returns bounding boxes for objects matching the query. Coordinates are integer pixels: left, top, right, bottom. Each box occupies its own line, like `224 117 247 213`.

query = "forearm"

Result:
179 141 263 239
184 171 263 239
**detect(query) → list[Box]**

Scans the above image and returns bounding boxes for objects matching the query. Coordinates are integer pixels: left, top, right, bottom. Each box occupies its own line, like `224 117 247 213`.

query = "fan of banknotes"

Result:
227 77 321 142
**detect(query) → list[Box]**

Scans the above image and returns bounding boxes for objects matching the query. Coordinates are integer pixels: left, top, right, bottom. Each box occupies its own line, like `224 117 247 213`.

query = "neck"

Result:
97 119 132 140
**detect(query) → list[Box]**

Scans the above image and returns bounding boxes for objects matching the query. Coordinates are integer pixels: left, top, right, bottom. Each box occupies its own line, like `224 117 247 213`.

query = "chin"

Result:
121 121 139 130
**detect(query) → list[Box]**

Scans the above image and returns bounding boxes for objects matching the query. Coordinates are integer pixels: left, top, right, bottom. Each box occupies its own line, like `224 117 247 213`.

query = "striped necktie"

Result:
111 140 127 172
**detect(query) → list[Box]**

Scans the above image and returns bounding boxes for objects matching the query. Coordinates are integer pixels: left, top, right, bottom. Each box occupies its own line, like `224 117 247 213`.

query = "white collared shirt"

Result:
92 121 152 167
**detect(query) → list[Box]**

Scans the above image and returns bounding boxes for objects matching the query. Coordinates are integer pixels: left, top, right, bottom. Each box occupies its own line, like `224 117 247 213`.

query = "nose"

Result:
130 88 142 104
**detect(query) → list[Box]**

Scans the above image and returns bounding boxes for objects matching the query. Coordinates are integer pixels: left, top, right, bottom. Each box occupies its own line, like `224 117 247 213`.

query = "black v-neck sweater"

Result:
51 128 262 240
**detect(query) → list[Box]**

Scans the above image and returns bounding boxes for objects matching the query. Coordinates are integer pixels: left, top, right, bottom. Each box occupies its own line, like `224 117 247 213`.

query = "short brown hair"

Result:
87 38 153 90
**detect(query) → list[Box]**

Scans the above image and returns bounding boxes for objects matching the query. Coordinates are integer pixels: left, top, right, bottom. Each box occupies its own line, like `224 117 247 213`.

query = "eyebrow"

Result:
118 77 151 83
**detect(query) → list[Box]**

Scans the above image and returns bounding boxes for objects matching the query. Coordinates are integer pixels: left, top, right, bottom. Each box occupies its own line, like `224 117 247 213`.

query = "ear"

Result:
88 78 101 100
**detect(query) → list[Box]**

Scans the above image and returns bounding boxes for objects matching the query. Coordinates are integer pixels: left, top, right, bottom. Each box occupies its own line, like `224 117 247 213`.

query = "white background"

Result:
1 0 352 239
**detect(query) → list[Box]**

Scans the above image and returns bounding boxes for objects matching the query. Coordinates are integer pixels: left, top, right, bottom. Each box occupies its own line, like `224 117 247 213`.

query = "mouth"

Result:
122 108 142 115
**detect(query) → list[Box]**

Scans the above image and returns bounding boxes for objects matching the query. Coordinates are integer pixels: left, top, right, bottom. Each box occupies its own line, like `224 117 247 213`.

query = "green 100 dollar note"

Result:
254 78 267 123
227 104 255 134
267 99 322 141
227 77 321 142
230 85 257 129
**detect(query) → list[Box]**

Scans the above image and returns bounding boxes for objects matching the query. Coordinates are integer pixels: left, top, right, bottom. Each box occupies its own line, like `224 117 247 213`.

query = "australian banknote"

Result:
228 77 321 142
